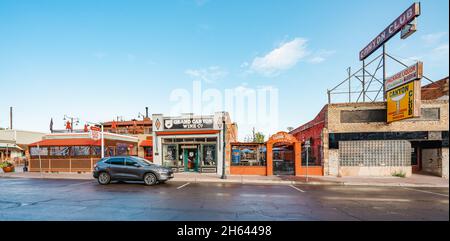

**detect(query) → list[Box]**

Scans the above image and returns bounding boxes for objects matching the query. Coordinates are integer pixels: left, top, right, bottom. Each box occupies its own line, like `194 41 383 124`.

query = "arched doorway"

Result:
267 132 301 176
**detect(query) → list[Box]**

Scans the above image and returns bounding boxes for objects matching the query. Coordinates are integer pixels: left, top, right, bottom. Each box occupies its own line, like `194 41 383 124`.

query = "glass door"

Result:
184 148 199 172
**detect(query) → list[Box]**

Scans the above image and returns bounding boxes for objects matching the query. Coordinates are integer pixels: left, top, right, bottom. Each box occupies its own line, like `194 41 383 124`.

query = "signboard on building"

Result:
164 118 214 130
387 80 421 123
89 126 101 140
401 18 417 39
359 2 421 60
385 62 423 91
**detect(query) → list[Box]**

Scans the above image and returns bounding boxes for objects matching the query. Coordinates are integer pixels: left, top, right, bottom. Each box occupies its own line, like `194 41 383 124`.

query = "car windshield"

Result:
131 157 153 166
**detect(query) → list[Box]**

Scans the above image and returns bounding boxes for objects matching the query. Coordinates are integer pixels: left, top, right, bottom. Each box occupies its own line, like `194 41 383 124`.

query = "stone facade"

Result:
322 99 448 177
421 148 443 176
441 148 449 179
326 100 448 134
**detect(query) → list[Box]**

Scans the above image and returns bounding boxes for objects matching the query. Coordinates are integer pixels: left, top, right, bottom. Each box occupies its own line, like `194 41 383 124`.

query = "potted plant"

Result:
0 161 15 173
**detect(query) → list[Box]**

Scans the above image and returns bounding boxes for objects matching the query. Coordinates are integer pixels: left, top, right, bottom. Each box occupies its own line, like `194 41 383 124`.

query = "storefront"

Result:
230 143 267 175
229 132 305 176
28 132 138 173
289 77 449 178
139 138 153 161
152 112 237 175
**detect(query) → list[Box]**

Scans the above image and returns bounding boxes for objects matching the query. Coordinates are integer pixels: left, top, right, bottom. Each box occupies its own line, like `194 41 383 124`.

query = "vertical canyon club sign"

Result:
164 118 214 130
385 62 423 123
359 2 421 60
386 80 421 123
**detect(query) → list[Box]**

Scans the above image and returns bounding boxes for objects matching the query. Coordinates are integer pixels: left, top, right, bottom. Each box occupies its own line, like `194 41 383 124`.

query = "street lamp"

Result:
63 115 79 132
221 113 227 180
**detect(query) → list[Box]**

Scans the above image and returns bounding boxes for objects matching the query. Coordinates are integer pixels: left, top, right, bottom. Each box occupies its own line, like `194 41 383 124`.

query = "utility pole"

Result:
9 106 13 130
221 113 227 179
305 140 310 183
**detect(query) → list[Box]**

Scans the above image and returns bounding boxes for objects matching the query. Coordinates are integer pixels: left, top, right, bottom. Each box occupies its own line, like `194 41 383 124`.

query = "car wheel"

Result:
98 172 111 185
144 173 157 186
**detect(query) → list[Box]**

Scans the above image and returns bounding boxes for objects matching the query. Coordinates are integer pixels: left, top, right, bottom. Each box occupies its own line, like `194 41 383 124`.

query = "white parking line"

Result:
289 185 305 193
403 187 449 197
177 182 191 190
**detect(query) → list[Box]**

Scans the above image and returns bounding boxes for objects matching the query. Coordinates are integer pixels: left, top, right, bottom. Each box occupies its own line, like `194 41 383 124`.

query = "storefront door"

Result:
184 148 199 172
272 148 295 176
411 146 422 173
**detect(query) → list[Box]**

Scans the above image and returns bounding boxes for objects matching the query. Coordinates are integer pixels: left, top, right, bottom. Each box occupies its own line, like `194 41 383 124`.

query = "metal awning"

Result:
0 143 23 151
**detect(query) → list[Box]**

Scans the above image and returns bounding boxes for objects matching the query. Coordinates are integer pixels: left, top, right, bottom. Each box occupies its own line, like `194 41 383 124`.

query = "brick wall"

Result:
327 100 448 133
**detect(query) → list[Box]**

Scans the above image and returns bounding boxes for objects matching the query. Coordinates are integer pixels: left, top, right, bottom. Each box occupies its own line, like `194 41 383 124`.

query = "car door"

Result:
107 157 127 179
124 158 143 180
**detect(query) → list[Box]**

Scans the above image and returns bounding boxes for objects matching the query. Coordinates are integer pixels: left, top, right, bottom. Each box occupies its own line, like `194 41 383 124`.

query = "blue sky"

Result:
0 0 448 139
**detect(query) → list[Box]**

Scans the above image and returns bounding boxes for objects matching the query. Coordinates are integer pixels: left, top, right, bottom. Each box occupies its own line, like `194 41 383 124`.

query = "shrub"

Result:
392 171 406 178
0 161 14 168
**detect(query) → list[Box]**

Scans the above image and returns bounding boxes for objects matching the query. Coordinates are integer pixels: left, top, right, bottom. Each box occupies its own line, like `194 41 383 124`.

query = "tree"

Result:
287 127 294 132
254 132 265 143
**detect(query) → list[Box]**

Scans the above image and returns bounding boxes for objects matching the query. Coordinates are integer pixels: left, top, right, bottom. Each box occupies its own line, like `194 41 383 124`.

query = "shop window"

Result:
259 147 267 166
202 144 216 167
116 143 128 156
71 146 90 156
144 147 153 158
30 147 48 156
231 146 264 166
163 144 178 167
92 146 102 156
49 146 70 156
105 147 115 157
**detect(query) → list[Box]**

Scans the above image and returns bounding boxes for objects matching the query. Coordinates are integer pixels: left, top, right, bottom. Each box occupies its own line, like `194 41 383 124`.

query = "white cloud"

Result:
433 44 449 54
429 43 449 63
250 38 309 76
307 50 336 64
185 66 228 83
421 32 448 46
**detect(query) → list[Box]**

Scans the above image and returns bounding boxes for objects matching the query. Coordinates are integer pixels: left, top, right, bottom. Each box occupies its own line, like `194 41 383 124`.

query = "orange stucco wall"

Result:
298 166 323 176
230 166 267 175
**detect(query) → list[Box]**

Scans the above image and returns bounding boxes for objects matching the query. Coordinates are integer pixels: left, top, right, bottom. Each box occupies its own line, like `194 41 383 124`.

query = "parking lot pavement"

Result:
0 178 448 221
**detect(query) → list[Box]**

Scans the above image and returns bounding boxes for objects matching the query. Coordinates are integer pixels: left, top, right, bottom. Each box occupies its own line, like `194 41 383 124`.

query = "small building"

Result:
290 77 449 179
28 132 138 173
152 112 238 175
102 118 154 162
0 130 45 163
230 131 317 177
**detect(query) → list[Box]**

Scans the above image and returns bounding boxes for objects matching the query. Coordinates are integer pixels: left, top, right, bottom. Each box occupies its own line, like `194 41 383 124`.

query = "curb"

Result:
1 174 448 188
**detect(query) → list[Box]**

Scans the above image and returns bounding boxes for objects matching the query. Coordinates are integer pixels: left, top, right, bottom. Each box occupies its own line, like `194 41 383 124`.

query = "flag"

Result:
49 118 53 133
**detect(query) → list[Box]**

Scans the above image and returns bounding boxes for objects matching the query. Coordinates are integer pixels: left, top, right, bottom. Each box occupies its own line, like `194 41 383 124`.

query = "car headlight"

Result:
158 168 170 173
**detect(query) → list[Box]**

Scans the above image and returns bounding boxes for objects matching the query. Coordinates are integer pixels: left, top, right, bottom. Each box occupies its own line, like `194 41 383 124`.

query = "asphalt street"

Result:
0 178 448 221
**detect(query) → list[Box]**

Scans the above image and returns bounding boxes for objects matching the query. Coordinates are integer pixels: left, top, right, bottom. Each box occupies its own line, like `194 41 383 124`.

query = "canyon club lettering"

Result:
359 2 420 60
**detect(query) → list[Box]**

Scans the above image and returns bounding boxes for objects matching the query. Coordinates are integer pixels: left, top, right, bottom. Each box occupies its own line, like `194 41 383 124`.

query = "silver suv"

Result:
93 156 174 186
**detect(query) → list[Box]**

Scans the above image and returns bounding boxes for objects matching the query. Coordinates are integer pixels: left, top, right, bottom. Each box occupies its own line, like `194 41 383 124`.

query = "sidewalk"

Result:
1 170 448 187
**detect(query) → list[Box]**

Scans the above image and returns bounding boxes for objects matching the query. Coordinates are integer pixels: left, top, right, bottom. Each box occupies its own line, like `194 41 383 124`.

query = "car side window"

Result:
108 158 125 166
126 158 140 167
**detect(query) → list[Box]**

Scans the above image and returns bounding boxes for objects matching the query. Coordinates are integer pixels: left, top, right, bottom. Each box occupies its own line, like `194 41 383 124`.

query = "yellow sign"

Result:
387 80 421 123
